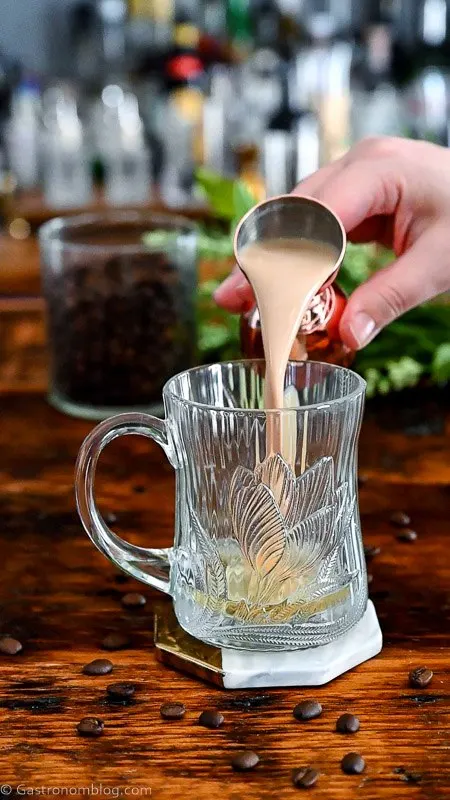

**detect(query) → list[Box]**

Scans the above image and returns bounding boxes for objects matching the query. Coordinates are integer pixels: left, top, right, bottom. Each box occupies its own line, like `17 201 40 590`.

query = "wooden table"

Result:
0 240 449 799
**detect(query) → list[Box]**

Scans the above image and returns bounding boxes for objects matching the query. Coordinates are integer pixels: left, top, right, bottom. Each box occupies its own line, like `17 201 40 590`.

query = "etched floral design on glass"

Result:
172 453 358 643
76 360 368 652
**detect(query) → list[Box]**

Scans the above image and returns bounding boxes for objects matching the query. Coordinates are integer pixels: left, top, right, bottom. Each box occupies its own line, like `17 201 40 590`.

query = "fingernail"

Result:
349 312 377 349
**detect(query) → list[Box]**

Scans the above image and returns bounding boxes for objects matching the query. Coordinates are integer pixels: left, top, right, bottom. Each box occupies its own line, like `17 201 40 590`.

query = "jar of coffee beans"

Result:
39 211 197 419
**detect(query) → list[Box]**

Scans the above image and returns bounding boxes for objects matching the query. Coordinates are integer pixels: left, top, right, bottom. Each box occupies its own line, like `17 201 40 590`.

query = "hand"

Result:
214 137 450 349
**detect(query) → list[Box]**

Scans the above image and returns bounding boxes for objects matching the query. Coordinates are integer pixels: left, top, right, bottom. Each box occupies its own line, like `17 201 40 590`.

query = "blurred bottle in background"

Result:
159 100 198 206
41 87 93 208
402 0 450 143
100 85 152 205
352 5 405 140
159 19 206 205
5 78 41 190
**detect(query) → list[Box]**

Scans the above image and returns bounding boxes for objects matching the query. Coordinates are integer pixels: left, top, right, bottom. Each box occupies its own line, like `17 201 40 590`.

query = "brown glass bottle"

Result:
240 281 355 366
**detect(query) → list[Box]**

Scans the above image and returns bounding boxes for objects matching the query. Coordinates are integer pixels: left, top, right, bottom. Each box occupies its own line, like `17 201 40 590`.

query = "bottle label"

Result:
300 286 336 334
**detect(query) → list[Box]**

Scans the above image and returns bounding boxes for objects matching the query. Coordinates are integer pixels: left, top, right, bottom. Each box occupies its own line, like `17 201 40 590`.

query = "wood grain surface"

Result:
0 286 449 799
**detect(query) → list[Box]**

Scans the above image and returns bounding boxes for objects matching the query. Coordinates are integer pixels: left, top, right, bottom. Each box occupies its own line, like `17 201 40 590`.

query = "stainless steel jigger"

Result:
234 194 347 287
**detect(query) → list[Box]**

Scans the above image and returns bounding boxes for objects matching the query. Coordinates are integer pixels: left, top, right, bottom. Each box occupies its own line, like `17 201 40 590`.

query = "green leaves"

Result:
340 244 450 395
197 278 240 360
192 168 256 361
195 167 237 219
195 166 257 230
432 343 450 383
231 181 257 234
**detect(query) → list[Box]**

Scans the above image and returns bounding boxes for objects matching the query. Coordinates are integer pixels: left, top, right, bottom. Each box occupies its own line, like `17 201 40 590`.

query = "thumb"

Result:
340 226 450 349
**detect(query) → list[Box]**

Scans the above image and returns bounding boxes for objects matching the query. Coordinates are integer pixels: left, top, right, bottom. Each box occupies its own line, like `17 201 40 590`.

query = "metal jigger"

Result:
234 194 347 289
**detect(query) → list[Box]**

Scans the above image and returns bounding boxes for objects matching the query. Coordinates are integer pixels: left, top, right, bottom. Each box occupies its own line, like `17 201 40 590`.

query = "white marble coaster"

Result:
221 601 382 689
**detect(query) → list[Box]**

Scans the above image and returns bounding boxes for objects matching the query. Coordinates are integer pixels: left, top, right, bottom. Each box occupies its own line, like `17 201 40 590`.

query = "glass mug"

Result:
76 360 368 652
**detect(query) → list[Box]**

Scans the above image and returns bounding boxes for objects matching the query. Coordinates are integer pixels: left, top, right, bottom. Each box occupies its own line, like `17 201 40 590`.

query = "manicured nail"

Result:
349 312 377 349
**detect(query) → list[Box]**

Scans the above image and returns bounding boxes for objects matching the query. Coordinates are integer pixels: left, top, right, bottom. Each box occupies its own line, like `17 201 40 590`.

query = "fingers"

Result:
294 138 407 244
213 264 254 312
347 216 395 249
292 159 344 199
340 224 450 349
309 156 403 236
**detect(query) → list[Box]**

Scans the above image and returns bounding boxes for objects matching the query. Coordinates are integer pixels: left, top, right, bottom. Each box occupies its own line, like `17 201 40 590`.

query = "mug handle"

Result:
75 412 173 594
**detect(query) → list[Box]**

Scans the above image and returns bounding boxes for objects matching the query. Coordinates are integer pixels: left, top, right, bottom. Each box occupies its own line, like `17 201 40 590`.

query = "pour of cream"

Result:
239 237 338 464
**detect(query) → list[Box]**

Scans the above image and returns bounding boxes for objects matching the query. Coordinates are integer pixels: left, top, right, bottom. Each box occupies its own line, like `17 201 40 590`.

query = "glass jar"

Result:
39 211 197 419
241 281 355 367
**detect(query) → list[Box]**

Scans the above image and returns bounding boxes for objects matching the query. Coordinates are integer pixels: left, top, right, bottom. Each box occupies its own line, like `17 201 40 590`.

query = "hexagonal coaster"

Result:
154 601 382 689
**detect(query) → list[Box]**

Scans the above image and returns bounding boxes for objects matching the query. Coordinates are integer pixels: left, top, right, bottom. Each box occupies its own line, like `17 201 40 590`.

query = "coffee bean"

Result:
0 636 23 655
82 658 113 676
198 710 224 729
409 667 433 689
336 713 360 734
293 700 322 721
160 702 186 720
231 751 259 771
107 682 136 699
341 753 365 775
390 511 411 527
364 544 381 560
101 633 130 651
292 767 320 788
397 529 418 542
121 592 147 609
77 717 104 737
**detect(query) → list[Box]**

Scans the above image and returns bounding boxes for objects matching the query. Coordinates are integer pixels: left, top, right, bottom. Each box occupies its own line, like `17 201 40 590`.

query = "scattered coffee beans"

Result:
77 717 104 737
397 529 418 543
107 682 136 699
336 713 360 734
82 658 113 676
390 511 411 527
231 751 260 771
101 633 130 651
160 702 186 720
198 710 224 729
364 544 381 560
292 768 320 789
341 753 365 775
293 700 322 721
121 592 147 609
409 667 433 689
0 636 23 655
